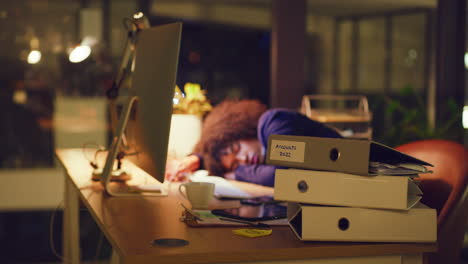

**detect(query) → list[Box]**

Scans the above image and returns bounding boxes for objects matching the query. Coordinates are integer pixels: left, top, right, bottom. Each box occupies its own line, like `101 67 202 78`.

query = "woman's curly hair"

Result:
193 99 267 176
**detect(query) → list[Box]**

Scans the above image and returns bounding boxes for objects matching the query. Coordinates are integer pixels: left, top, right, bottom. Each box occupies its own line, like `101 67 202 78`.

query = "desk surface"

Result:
57 148 437 264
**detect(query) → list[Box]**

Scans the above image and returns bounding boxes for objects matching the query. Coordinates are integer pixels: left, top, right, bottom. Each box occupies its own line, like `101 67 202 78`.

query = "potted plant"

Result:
379 85 462 147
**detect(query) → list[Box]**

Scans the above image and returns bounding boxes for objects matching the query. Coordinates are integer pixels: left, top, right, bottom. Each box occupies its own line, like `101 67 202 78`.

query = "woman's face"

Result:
219 139 264 173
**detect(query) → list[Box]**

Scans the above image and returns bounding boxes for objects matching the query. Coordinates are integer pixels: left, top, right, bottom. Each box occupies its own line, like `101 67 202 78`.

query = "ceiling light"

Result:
27 50 41 64
69 45 91 63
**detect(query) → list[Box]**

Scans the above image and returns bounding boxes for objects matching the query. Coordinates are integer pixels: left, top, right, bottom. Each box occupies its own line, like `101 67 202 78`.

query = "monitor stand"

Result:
91 151 132 182
91 168 132 182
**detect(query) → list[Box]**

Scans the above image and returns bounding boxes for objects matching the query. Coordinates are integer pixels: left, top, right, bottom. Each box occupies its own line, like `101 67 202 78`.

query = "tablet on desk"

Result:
211 202 287 222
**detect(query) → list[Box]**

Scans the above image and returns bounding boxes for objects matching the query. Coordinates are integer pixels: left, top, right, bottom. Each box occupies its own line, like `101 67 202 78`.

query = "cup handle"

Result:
179 184 187 199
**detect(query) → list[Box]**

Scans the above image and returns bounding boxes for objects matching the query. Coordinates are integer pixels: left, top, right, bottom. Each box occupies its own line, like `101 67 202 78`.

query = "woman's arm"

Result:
233 164 281 187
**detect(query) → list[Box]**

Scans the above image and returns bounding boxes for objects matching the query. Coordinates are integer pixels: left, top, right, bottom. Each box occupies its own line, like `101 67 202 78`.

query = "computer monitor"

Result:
100 22 182 196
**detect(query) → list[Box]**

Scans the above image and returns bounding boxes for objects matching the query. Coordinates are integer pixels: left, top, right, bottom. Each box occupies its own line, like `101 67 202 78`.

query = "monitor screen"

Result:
109 22 182 185
126 22 182 183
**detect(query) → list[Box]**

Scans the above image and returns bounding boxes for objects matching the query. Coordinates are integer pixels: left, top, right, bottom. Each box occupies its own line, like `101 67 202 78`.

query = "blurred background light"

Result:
27 50 41 64
69 45 91 63
30 37 40 49
465 52 468 69
463 106 468 129
81 36 97 47
13 90 27 104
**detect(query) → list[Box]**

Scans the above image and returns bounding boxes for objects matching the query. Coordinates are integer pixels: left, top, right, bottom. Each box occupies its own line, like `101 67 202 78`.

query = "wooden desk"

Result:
57 148 436 264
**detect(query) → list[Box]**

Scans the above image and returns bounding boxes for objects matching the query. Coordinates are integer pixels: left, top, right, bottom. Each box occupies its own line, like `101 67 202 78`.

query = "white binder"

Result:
274 169 422 210
288 202 437 242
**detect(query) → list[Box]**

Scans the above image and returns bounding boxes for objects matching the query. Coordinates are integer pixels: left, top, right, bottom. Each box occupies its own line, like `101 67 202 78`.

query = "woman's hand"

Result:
223 171 236 180
165 154 201 182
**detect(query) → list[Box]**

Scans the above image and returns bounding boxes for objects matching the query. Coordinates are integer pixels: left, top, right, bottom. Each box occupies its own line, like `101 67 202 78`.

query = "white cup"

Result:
178 182 215 209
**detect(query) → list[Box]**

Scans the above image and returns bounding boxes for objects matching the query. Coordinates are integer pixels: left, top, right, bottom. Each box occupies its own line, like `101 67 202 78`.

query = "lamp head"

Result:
132 12 150 30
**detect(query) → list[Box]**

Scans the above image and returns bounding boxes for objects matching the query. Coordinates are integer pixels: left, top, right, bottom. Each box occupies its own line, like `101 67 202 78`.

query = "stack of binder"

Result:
266 134 437 243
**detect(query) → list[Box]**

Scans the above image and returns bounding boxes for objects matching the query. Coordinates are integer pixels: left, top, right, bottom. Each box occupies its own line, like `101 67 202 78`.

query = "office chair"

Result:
396 139 468 264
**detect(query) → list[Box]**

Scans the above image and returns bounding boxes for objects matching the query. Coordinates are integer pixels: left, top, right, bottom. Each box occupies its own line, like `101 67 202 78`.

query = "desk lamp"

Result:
92 12 150 182
106 11 149 100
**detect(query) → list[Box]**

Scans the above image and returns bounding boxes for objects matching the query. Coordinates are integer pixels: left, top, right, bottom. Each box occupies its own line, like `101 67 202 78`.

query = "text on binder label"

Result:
270 140 306 163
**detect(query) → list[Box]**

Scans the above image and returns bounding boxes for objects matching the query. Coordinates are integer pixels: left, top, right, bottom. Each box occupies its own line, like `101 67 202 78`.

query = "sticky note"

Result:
232 229 272 238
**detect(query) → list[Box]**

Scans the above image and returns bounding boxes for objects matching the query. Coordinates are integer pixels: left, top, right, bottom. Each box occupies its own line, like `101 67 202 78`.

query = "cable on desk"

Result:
49 199 64 261
81 142 107 170
93 232 104 263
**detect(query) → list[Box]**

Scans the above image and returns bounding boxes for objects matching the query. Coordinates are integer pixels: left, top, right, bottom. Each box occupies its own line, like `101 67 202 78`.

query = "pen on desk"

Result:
219 217 270 228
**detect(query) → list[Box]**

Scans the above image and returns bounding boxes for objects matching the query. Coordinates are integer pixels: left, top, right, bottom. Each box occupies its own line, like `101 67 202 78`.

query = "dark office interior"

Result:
0 0 467 263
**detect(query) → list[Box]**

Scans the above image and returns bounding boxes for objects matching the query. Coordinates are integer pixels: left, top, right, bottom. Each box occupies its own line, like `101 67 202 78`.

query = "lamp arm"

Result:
106 12 151 145
106 12 150 100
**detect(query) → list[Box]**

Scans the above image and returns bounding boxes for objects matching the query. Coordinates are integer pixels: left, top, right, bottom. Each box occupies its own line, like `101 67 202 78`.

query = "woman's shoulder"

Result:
260 108 299 119
257 107 342 141
257 108 306 146
259 108 305 125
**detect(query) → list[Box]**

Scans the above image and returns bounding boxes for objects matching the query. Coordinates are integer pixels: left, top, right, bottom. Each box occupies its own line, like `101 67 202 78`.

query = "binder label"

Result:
270 140 306 163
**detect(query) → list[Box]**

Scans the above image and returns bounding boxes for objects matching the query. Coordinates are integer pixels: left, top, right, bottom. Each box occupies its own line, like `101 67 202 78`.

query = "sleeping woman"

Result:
165 99 342 187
